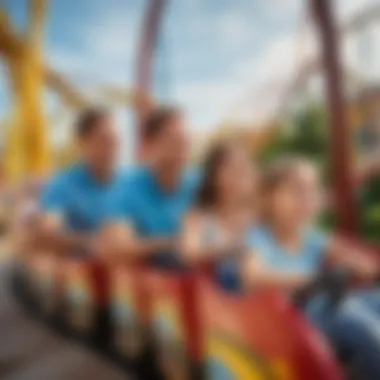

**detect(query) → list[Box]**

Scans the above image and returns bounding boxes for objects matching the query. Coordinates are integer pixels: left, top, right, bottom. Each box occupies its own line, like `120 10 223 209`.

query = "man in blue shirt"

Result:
100 107 198 269
36 107 121 257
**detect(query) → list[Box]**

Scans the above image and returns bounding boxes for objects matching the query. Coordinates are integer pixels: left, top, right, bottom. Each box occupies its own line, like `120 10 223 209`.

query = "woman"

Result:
242 157 380 380
180 141 258 288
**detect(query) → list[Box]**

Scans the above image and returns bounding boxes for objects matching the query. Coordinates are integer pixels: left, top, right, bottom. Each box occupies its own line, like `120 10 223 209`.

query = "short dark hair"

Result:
142 106 181 141
75 107 109 139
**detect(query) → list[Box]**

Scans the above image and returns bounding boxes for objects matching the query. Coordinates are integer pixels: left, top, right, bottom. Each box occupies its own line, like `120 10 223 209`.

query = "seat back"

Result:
110 264 151 359
147 270 202 380
199 276 343 380
64 258 109 334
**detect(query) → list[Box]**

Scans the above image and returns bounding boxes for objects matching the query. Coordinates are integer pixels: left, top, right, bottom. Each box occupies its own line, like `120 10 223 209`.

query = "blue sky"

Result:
1 0 379 163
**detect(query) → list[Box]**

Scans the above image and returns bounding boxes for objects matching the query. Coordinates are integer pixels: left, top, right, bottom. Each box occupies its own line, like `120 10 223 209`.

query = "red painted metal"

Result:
111 264 152 326
145 271 202 380
147 271 202 361
311 0 356 234
134 0 166 158
110 264 152 359
200 276 343 380
64 258 110 306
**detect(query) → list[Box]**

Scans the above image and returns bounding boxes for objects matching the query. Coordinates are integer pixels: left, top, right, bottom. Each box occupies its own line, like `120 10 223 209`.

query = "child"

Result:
180 141 258 288
242 157 380 380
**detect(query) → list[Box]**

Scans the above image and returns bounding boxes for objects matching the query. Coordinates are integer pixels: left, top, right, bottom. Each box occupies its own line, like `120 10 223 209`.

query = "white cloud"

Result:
214 11 254 46
263 0 302 25
9 0 379 159
47 1 144 88
176 81 241 130
335 0 380 23
83 7 140 63
176 29 305 133
181 0 380 137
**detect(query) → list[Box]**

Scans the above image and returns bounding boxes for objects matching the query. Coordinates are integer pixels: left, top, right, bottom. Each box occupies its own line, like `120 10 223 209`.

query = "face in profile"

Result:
81 115 120 172
270 164 321 227
150 114 189 172
215 145 257 205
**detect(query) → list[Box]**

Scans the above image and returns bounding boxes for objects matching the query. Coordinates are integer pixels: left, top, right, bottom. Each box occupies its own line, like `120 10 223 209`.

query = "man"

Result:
100 106 198 269
37 107 121 257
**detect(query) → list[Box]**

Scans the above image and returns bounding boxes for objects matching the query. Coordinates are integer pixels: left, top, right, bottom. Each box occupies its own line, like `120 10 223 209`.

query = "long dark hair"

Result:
196 142 240 209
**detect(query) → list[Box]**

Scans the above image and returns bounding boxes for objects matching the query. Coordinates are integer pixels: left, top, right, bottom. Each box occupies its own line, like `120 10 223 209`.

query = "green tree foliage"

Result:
358 176 380 244
259 102 328 167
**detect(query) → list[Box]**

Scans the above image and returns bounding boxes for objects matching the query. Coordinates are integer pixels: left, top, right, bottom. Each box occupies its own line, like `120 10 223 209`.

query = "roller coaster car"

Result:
63 258 110 346
145 269 346 380
109 264 151 361
22 257 364 380
147 270 202 380
199 276 344 380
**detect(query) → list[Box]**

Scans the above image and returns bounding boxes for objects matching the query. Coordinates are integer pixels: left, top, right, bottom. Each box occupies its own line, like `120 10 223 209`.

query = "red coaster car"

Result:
109 264 151 361
199 275 343 380
63 258 110 345
144 268 344 380
146 270 202 380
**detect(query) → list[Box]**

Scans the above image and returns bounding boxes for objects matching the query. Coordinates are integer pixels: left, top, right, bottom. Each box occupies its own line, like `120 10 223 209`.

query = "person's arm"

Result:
97 176 176 263
179 212 242 266
97 221 175 263
325 236 378 279
240 252 312 292
37 213 94 253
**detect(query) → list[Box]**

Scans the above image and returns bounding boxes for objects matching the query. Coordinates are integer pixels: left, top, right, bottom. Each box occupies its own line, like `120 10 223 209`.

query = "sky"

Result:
1 0 380 163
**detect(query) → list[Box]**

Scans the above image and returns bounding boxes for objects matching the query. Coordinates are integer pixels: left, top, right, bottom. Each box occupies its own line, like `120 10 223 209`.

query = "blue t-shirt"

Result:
106 166 198 268
215 226 328 292
248 226 328 276
40 162 122 233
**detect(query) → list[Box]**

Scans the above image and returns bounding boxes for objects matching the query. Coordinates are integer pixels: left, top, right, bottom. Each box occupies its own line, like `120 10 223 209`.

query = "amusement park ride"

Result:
0 0 156 181
4 0 380 380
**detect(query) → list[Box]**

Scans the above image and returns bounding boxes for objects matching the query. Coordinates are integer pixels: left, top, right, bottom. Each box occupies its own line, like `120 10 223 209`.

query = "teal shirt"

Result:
248 226 328 275
106 166 198 268
40 163 122 233
215 226 328 292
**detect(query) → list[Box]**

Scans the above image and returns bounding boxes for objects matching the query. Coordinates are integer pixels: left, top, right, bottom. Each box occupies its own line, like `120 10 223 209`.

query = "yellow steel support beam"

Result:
1 0 48 182
23 0 48 176
45 68 89 108
0 5 87 109
0 1 139 180
7 54 30 182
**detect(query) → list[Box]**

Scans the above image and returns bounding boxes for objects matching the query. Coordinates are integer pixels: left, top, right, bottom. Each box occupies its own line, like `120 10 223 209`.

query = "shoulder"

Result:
42 167 73 193
39 167 76 208
185 167 200 184
108 166 146 204
247 225 270 246
119 166 147 186
305 228 329 253
111 167 131 187
181 168 201 194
